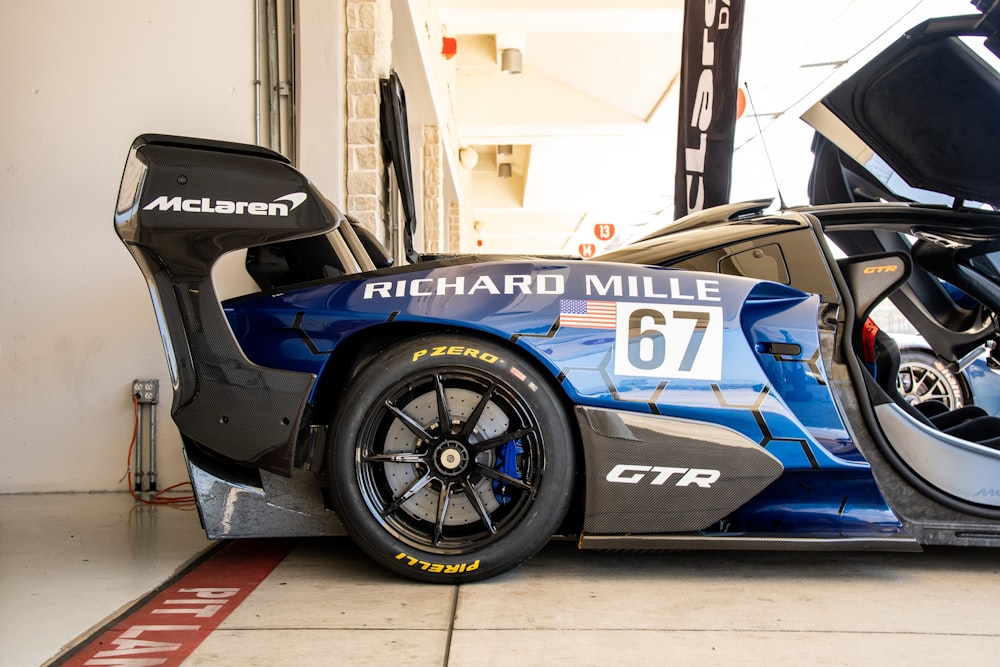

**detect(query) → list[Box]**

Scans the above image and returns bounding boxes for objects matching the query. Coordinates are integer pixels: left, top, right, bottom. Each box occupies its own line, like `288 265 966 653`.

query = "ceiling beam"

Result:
440 0 683 35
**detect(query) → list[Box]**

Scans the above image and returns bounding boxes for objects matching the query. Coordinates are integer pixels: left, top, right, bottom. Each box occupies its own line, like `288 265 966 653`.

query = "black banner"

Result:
674 0 745 219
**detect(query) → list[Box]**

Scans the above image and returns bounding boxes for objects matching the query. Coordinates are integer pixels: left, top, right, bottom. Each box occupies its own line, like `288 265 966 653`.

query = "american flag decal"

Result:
559 300 617 329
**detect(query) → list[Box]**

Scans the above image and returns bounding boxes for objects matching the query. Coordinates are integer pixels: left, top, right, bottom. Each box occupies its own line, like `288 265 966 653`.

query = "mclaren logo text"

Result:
681 0 736 214
143 192 307 217
606 464 721 488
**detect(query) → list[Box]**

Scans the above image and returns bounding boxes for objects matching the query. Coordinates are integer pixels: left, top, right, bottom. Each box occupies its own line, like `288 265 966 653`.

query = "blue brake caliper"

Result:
492 439 523 505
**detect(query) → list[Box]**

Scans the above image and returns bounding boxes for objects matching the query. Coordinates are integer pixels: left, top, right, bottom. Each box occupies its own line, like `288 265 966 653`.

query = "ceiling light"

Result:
459 146 479 169
500 48 522 75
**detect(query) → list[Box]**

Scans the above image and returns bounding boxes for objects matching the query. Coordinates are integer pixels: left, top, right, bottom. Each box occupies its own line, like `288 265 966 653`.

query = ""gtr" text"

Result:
606 464 721 488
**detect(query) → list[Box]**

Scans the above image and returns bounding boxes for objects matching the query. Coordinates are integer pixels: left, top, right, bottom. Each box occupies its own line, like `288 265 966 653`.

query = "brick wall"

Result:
422 124 443 253
345 0 391 241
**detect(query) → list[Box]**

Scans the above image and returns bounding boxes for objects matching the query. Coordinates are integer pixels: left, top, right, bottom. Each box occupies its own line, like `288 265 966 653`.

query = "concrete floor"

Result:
3 493 1000 666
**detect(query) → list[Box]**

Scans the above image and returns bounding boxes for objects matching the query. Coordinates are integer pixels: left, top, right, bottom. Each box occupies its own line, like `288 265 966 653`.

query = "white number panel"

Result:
613 303 723 380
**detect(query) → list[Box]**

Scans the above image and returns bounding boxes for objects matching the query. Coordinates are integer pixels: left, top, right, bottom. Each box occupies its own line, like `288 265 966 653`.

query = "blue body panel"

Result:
225 259 903 537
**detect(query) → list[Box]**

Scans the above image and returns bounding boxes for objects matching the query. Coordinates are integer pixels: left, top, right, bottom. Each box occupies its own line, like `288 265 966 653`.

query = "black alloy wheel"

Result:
328 333 574 583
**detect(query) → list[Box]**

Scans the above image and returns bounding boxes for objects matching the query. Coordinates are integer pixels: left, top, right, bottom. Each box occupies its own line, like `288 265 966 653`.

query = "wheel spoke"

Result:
433 481 453 546
467 427 535 455
385 399 434 441
461 479 497 535
381 471 434 518
434 374 452 437
363 451 427 464
914 370 932 396
476 463 533 492
457 383 497 440
898 370 916 398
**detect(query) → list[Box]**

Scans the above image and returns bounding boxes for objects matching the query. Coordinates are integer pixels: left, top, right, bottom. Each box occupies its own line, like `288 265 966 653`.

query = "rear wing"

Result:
114 134 347 474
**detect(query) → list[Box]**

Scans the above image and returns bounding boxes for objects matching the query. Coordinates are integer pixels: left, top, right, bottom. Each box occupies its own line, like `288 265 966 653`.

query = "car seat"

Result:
867 322 987 428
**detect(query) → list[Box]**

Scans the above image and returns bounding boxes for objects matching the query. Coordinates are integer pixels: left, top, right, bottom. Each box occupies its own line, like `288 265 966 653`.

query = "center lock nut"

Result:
433 441 470 476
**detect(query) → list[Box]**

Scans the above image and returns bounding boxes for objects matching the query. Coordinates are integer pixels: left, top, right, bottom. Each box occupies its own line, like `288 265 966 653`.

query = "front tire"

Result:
328 333 575 583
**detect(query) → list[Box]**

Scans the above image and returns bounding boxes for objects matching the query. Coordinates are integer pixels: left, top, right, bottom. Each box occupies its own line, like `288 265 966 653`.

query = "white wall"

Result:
0 1 258 492
298 0 348 206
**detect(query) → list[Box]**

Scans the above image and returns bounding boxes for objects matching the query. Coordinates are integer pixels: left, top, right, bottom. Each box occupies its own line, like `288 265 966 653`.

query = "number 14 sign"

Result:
613 302 723 380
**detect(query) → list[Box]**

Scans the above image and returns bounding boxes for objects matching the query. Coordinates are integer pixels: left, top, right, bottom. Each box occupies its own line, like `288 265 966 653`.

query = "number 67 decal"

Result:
613 303 724 380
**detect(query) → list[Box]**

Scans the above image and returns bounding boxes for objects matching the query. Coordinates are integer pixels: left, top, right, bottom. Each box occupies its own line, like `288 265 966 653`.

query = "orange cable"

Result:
125 392 196 506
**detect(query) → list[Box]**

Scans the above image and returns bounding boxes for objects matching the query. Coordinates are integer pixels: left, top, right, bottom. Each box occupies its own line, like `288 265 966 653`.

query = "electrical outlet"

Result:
132 379 159 404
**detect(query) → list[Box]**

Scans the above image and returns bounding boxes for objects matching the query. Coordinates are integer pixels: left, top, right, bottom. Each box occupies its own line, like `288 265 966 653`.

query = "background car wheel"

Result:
897 349 968 410
328 333 575 583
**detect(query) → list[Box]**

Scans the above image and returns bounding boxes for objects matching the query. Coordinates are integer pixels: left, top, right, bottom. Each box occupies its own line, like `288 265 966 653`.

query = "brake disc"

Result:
382 387 507 524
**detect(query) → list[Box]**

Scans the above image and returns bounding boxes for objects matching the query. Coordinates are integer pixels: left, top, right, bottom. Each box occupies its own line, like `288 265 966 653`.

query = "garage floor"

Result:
4 493 1000 667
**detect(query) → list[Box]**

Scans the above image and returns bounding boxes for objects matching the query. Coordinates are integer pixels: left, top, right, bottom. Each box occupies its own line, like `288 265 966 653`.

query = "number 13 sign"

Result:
613 302 723 380
594 223 616 241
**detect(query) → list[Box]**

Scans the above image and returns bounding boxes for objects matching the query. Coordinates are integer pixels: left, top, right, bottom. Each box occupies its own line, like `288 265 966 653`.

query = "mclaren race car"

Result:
114 7 1000 583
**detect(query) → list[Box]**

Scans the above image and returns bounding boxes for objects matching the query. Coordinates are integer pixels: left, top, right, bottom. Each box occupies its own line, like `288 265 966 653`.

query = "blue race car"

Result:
114 7 1000 583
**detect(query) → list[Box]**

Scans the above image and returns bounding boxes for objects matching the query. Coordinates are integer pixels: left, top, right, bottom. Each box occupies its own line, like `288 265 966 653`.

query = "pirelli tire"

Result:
328 333 575 583
897 348 968 410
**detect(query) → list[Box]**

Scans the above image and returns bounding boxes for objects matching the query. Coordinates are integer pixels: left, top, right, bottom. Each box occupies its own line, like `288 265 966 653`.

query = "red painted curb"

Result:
57 539 296 666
